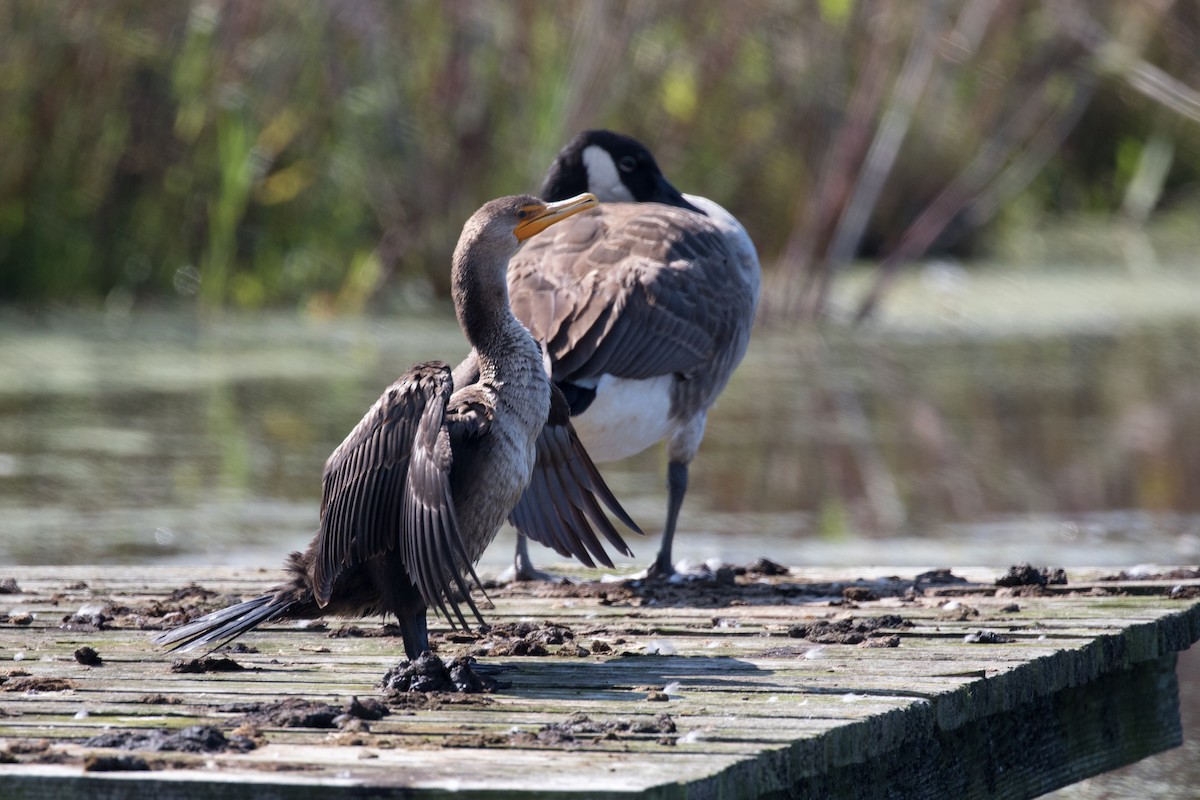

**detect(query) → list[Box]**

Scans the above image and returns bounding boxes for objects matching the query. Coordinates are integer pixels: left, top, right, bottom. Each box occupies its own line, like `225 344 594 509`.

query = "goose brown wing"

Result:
508 204 735 383
507 383 642 566
314 362 480 627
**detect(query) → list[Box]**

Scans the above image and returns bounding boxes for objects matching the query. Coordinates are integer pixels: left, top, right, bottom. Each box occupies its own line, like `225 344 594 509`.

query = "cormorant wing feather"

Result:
507 383 642 564
313 362 454 608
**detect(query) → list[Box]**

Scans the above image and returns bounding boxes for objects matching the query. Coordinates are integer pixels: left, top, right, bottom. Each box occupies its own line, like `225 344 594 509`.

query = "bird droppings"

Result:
1 565 1197 791
381 652 500 694
644 640 677 655
495 562 963 610
169 655 245 674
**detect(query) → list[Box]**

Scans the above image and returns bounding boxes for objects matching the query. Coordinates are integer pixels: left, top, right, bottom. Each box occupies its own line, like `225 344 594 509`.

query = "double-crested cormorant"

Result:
156 192 638 660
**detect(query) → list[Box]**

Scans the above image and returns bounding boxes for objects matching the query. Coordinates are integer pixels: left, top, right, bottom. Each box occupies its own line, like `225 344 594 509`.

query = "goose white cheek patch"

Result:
582 146 635 203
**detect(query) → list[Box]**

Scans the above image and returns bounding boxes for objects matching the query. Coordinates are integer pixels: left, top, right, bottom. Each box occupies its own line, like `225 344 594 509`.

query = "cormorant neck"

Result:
450 244 530 368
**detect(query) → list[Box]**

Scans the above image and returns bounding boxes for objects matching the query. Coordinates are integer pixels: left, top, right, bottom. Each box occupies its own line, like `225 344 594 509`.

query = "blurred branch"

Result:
851 0 1181 323
852 59 1098 324
1062 0 1200 124
776 7 895 322
799 1 948 319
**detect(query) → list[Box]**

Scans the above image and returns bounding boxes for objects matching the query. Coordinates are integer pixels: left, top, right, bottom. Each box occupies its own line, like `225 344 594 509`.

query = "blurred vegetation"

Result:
0 0 1198 317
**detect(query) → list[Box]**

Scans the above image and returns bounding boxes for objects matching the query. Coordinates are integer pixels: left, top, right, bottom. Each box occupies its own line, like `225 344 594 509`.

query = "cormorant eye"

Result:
517 210 528 220
618 155 637 173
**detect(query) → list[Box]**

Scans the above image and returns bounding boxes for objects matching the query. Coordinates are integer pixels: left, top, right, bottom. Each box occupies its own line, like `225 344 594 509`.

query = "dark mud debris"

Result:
381 652 499 694
996 564 1067 588
224 696 379 729
912 569 969 588
334 696 389 726
84 724 254 754
739 558 790 577
1101 567 1200 582
84 753 150 772
139 694 184 705
489 560 950 609
6 739 50 756
936 602 980 622
60 603 113 631
842 586 878 602
964 630 1016 644
329 623 405 639
133 584 239 629
170 655 244 674
470 621 577 657
166 583 223 603
0 578 21 594
787 615 911 645
510 712 677 747
74 646 102 666
1 675 76 693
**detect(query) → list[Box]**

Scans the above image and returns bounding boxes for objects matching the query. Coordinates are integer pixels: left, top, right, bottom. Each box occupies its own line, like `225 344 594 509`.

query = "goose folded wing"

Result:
508 205 732 383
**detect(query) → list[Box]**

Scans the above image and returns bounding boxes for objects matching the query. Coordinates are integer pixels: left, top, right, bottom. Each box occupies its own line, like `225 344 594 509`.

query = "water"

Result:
2 284 1197 569
1 264 1199 793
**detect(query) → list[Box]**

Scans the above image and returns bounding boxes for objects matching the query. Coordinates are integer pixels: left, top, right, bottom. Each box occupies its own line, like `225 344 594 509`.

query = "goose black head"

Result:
540 130 703 214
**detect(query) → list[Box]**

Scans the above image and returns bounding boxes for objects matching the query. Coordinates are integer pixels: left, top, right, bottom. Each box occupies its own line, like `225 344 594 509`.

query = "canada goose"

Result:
510 130 761 578
156 193 638 661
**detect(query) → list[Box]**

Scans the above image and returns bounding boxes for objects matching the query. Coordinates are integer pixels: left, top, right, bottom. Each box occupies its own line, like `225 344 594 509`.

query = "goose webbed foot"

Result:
496 562 562 584
501 534 567 583
644 555 677 580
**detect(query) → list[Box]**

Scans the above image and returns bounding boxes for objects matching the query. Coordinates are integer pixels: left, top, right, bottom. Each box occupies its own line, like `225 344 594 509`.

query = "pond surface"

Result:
2 264 1198 571
1 265 1199 795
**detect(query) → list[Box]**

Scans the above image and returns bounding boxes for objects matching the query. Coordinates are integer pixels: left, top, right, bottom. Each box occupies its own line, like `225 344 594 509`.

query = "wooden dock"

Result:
1 563 1198 799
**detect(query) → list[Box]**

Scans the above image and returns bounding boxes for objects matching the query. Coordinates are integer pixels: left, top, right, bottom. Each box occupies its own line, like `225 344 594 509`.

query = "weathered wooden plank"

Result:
0 565 1198 799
